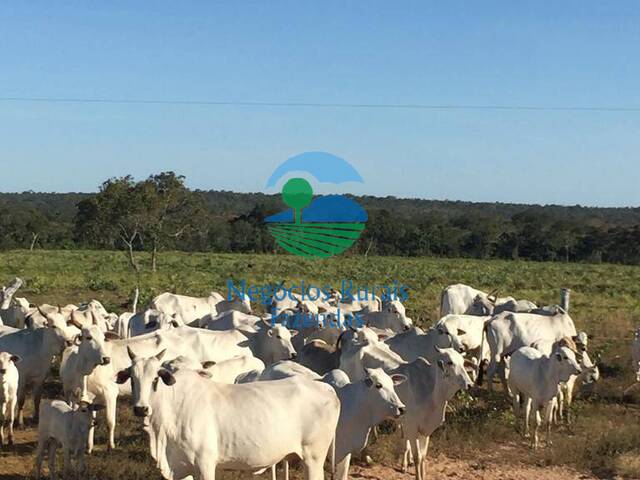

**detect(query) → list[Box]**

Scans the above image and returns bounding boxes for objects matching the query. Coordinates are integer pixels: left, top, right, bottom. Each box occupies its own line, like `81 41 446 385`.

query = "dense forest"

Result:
1 172 640 265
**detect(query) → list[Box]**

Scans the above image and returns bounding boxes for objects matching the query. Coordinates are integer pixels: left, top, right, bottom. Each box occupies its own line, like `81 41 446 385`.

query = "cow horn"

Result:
38 306 53 322
70 310 84 329
127 346 137 361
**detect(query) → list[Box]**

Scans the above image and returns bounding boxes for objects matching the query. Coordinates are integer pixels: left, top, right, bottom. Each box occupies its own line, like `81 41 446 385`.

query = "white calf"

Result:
0 352 20 447
35 399 104 480
507 346 581 450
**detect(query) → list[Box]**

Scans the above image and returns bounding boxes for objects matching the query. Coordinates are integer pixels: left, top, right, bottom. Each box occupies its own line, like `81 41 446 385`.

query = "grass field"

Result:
1 250 640 479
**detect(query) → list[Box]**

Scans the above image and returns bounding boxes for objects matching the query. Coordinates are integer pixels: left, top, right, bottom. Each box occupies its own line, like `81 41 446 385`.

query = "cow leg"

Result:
334 453 351 480
409 438 422 480
63 447 71 480
302 453 326 480
87 411 96 454
284 460 289 480
523 397 532 438
16 382 26 428
402 439 413 473
498 360 509 393
419 436 430 480
544 401 554 445
32 382 44 424
49 442 58 480
107 387 118 451
486 355 500 391
8 395 16 446
565 378 575 424
532 404 541 451
0 401 5 447
270 464 276 480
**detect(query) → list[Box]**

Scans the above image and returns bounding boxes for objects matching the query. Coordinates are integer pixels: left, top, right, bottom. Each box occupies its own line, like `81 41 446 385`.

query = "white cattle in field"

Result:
435 314 490 380
0 351 20 447
329 368 407 480
164 355 265 384
555 351 599 424
235 360 319 384
125 309 182 337
34 399 104 480
203 310 263 332
480 311 578 390
0 308 79 425
296 339 341 375
632 328 640 382
385 326 466 364
150 291 251 325
26 304 78 329
389 349 473 480
116 350 340 480
507 346 581 450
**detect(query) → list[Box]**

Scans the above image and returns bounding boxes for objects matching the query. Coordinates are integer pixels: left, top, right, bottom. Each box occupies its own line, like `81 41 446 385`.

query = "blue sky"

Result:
1 1 639 206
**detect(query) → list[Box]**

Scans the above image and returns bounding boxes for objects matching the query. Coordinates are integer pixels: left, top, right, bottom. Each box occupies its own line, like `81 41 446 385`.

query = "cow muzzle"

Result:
395 406 406 418
290 352 297 360
134 406 150 417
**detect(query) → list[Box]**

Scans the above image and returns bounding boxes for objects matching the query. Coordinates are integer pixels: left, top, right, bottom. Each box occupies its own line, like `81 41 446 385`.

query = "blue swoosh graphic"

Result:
265 151 364 188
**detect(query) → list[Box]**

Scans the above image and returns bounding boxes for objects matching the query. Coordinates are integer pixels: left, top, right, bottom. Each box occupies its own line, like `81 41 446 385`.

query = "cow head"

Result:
552 346 582 382
470 295 495 316
38 306 81 346
70 395 105 447
363 367 407 419
434 324 466 354
435 347 474 396
116 348 175 418
260 319 298 363
72 311 118 375
0 351 20 378
571 331 589 353
381 301 412 332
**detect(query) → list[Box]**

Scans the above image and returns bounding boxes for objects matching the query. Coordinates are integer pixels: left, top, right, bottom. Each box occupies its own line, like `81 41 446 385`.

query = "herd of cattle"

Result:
0 278 635 480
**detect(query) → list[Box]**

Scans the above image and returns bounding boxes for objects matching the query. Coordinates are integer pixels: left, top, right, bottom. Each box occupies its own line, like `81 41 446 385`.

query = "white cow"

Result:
359 301 413 333
0 308 79 425
385 326 466 363
35 399 104 480
150 291 251 325
116 350 340 480
555 350 599 424
390 349 473 480
507 346 581 450
164 355 265 384
340 335 406 382
330 368 407 480
0 297 32 329
440 284 508 316
480 311 578 391
0 351 20 447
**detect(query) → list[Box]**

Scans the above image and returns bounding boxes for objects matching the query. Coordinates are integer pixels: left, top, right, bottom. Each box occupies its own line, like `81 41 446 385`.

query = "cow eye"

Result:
277 335 282 340
376 384 382 389
448 361 454 366
85 336 92 341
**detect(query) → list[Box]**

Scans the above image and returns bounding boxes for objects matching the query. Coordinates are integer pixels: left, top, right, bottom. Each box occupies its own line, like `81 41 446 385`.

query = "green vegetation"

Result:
1 250 640 478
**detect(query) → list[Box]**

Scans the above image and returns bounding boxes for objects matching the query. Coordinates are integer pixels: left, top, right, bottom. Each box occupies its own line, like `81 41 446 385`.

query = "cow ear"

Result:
158 369 176 386
457 329 466 336
267 328 274 337
197 370 213 379
155 349 167 362
104 332 120 341
555 353 562 362
10 354 21 364
201 361 216 369
391 374 407 386
437 359 446 372
289 329 299 338
74 334 82 346
115 369 131 384
364 376 374 388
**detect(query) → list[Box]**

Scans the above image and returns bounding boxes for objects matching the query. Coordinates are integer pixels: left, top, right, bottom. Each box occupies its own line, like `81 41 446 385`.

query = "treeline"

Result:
1 172 640 265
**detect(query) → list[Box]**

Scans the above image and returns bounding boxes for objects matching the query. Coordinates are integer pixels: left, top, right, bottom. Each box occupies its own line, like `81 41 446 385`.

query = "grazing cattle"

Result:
116 350 340 480
34 398 104 480
389 349 473 480
440 284 507 316
0 351 20 447
322 369 351 388
328 368 407 480
507 346 581 450
150 291 251 326
555 350 599 424
164 355 265 384
235 360 319 384
479 311 578 391
125 309 181 337
0 309 78 425
385 326 466 364
435 314 489 379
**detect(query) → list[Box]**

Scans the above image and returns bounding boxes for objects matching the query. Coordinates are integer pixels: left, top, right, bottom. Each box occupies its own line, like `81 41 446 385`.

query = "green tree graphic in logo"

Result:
281 178 313 224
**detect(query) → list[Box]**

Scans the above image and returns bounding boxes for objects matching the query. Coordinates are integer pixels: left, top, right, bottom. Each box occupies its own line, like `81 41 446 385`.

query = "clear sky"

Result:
1 1 639 206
